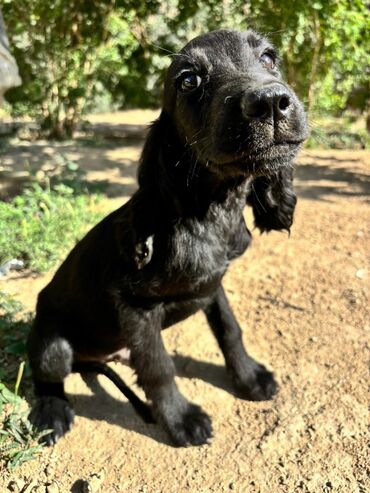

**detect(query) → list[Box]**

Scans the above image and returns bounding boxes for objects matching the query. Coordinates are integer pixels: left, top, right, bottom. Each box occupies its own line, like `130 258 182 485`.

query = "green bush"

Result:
3 0 369 137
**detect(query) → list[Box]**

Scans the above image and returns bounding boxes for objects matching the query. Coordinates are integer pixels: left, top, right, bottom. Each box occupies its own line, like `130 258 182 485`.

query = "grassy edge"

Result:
0 363 50 471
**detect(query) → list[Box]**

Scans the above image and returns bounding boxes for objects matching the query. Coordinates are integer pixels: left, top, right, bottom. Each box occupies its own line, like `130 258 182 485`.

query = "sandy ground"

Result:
0 111 369 493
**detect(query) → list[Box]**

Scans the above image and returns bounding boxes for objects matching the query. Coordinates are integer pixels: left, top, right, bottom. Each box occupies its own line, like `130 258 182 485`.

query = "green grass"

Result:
0 364 50 471
0 294 49 471
0 292 30 383
0 157 105 272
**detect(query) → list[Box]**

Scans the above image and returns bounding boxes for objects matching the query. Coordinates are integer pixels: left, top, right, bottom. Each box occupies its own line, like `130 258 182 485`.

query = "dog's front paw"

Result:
233 364 278 401
29 396 75 445
158 402 213 447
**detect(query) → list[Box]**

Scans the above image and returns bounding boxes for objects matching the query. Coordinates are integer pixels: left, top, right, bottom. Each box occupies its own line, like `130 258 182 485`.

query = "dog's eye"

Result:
259 52 276 70
180 72 202 92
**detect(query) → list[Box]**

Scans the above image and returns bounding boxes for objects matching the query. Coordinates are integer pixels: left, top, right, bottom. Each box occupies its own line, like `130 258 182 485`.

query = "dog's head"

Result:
155 29 307 179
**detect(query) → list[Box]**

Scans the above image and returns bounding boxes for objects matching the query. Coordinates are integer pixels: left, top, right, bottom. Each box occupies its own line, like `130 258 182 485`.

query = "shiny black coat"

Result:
28 29 306 447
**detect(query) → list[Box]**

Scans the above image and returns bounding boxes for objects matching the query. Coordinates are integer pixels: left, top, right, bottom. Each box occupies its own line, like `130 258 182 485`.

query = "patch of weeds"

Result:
0 158 105 272
0 292 31 386
0 294 48 470
0 363 49 471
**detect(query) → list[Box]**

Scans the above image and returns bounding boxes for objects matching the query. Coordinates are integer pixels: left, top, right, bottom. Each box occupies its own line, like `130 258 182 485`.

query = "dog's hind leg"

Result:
27 323 75 445
204 285 278 401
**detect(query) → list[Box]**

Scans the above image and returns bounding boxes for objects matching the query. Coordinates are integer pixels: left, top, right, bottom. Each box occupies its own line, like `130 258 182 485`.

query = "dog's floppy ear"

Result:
246 166 297 233
138 111 181 191
138 110 189 217
114 114 176 266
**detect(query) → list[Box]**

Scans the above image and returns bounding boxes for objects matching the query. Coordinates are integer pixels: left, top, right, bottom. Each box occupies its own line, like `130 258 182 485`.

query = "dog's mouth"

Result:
210 140 304 172
243 140 304 162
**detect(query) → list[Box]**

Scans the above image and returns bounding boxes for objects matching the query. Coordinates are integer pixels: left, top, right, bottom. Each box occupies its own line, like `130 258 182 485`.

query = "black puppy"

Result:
27 29 307 446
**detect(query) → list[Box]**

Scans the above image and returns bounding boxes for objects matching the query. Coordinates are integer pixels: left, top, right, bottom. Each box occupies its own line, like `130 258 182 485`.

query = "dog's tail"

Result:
72 361 154 424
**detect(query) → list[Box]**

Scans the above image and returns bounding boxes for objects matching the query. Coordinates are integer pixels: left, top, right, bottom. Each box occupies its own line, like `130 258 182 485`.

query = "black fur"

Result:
27 29 307 447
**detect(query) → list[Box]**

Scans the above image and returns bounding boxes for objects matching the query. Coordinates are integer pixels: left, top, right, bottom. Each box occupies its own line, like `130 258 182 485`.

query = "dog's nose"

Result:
241 84 292 121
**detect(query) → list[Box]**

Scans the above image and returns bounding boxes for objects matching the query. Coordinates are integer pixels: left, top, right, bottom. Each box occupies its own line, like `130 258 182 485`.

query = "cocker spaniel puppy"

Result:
28 29 307 446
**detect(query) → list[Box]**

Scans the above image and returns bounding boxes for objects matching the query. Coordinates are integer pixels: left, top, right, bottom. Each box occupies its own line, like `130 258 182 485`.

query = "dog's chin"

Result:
208 142 302 177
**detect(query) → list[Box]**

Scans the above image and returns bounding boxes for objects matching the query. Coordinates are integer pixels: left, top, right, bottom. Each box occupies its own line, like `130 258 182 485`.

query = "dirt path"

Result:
1 112 369 493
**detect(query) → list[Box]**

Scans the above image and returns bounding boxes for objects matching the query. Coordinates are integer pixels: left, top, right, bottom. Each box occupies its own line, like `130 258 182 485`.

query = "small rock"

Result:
7 479 25 492
22 481 38 493
34 487 46 493
0 258 24 277
88 473 105 493
46 482 59 493
356 269 366 279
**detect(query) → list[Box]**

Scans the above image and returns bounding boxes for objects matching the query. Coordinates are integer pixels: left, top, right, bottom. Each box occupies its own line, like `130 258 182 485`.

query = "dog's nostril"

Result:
242 88 292 121
245 99 271 119
252 101 270 118
278 95 290 111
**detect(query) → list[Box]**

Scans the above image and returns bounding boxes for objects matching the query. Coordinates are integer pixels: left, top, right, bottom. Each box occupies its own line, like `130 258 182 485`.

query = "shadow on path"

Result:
69 354 233 445
295 153 370 201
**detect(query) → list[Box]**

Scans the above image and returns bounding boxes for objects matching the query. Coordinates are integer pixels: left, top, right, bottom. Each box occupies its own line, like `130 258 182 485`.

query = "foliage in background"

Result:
0 157 104 272
247 0 370 114
2 0 369 138
306 114 370 149
2 1 139 138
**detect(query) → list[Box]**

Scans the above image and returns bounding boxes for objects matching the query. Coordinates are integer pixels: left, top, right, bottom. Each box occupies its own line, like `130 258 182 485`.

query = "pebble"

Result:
46 482 59 493
78 472 105 493
7 479 25 492
22 481 38 493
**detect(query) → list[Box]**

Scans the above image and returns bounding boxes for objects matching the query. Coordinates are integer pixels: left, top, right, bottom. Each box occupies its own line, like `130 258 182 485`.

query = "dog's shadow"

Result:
72 355 233 445
173 354 234 393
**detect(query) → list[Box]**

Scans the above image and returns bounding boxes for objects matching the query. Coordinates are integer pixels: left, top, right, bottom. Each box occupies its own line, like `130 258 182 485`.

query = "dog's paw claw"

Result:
29 396 74 445
166 404 213 447
234 364 278 401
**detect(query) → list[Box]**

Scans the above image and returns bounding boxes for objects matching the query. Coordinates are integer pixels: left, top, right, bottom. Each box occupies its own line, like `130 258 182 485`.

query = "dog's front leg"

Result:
126 306 212 446
204 286 278 400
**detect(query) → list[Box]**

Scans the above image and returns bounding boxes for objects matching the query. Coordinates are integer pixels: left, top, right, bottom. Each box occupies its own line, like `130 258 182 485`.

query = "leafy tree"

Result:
2 1 142 137
2 0 369 138
247 0 370 114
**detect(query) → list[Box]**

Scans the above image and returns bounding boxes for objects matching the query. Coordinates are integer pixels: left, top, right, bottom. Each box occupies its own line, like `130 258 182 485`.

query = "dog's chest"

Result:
170 220 231 276
167 197 250 289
